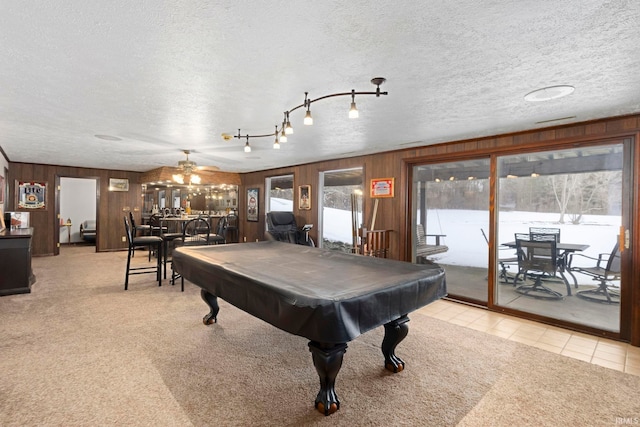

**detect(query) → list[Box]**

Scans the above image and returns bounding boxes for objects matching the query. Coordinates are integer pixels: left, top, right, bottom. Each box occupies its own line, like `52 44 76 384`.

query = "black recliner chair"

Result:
265 211 314 246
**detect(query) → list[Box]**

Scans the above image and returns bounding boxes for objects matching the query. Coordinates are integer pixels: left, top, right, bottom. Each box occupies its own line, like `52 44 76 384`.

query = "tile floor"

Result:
418 299 640 377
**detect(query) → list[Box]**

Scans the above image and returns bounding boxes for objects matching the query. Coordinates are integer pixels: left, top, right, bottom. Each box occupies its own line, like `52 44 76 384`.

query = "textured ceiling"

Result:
1 1 639 173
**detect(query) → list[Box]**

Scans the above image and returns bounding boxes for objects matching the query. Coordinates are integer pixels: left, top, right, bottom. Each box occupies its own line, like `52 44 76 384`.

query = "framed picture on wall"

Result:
17 181 47 210
109 178 129 192
370 177 394 198
247 188 259 222
299 185 311 210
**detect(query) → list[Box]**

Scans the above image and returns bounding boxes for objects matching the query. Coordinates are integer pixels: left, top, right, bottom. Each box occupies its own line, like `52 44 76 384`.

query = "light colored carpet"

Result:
1 246 638 426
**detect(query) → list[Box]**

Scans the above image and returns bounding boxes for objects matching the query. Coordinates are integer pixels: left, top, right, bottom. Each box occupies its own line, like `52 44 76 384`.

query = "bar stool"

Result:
124 216 163 290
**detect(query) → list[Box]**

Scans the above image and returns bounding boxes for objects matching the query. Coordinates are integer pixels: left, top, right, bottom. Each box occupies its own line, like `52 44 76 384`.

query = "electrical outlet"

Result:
122 236 126 242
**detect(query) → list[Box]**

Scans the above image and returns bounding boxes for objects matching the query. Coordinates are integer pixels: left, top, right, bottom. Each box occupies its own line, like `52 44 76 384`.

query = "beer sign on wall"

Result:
17 181 47 210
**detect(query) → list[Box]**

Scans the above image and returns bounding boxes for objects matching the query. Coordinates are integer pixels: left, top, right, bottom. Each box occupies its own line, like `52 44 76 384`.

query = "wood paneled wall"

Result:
7 162 142 255
5 114 640 344
240 114 640 346
241 115 639 258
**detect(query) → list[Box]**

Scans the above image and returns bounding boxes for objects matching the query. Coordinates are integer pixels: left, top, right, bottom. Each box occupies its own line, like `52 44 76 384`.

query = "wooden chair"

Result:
358 228 391 258
415 224 448 260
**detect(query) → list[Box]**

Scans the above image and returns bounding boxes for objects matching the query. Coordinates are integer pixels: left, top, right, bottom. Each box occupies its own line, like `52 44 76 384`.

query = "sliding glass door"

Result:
412 159 490 303
495 143 625 332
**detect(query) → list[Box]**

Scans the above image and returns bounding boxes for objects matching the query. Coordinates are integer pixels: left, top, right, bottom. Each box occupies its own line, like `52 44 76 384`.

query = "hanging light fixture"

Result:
273 125 280 149
284 111 293 134
279 119 288 143
349 89 359 118
230 77 387 151
172 150 201 185
303 92 313 125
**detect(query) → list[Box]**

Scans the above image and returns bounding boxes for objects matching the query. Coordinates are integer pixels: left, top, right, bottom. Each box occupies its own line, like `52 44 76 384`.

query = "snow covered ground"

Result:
270 199 620 270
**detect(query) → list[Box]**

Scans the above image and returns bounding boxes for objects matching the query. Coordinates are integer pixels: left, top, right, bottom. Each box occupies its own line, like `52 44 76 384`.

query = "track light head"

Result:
349 89 358 118
285 111 293 134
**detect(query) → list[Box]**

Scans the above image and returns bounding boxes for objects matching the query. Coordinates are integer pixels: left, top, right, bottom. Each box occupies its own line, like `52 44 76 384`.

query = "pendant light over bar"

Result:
231 77 387 150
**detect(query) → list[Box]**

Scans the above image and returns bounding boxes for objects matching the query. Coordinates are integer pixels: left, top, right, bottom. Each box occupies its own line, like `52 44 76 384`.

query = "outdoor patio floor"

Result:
441 263 620 333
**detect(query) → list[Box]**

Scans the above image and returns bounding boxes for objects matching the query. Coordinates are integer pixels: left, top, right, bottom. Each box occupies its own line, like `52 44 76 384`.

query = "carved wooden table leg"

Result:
382 314 409 372
200 289 219 324
308 341 348 416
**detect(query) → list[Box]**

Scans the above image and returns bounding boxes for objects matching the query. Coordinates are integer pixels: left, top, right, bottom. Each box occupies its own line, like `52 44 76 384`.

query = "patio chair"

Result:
481 228 518 283
513 237 572 299
529 227 560 242
568 241 621 304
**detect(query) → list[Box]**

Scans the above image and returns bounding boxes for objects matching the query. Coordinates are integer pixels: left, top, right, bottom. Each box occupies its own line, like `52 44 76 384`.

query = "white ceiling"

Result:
1 1 639 174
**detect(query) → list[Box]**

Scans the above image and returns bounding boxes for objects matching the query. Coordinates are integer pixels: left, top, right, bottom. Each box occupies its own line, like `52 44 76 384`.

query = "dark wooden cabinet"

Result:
0 227 36 296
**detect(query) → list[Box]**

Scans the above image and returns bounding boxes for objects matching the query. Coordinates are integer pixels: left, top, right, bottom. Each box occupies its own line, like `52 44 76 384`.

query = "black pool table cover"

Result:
172 240 446 344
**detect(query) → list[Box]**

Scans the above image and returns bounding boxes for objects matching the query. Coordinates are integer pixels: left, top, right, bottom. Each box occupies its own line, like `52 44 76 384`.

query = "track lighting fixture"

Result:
230 77 387 151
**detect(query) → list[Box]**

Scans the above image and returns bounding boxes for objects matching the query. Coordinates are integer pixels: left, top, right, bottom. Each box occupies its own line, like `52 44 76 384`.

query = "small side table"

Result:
62 220 72 244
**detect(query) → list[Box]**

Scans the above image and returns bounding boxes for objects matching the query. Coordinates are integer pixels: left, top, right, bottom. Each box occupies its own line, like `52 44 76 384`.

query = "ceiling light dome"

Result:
524 85 575 102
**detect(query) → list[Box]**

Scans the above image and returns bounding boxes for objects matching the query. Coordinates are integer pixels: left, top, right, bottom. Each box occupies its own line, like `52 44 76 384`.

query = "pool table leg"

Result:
382 314 409 373
308 341 348 416
200 289 219 324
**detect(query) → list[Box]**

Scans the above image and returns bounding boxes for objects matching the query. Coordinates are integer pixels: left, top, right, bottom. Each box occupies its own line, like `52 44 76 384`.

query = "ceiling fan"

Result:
172 150 213 184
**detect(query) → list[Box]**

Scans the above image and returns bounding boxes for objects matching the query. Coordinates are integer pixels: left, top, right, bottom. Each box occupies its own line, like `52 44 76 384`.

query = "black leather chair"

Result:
123 216 163 290
265 211 314 246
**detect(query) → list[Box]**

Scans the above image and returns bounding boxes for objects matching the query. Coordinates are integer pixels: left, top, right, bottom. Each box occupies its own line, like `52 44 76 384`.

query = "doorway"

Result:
59 177 98 249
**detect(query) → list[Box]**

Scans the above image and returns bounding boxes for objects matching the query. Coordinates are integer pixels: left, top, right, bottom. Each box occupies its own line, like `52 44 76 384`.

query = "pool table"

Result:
172 240 446 415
